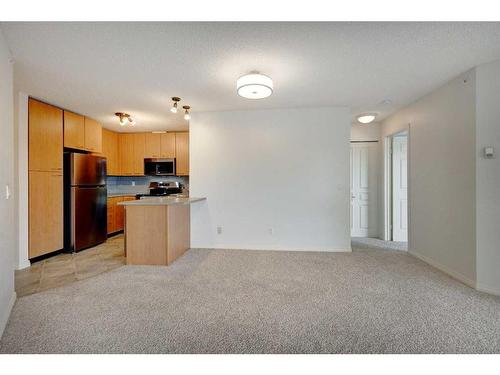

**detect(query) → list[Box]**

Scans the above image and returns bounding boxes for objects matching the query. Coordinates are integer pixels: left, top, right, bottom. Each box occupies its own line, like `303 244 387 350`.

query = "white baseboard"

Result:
0 292 16 339
17 259 31 270
409 250 476 289
190 246 352 253
476 283 500 297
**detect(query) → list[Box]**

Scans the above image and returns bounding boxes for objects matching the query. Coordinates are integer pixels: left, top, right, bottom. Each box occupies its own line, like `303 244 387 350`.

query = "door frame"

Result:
383 127 411 244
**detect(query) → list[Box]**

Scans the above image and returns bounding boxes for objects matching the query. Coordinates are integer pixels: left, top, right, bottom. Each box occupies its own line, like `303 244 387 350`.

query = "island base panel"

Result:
125 205 190 266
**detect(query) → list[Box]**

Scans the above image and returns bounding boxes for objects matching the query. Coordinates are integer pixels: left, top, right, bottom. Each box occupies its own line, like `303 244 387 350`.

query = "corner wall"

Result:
0 28 16 337
381 71 477 286
190 107 351 252
475 61 500 295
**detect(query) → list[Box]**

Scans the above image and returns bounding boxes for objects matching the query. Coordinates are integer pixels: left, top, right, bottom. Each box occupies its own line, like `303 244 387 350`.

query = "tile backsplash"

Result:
107 176 189 196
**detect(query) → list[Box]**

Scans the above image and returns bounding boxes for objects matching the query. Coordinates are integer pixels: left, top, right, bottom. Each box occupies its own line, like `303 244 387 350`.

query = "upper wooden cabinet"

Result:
102 129 119 175
63 111 85 150
160 133 176 158
145 132 175 159
63 110 102 153
133 133 146 175
175 132 189 176
145 133 161 158
29 98 63 172
84 117 102 153
100 130 189 177
118 133 135 175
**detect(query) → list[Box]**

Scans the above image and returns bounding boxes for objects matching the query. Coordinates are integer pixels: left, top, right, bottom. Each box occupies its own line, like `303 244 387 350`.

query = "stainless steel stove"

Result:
135 181 183 199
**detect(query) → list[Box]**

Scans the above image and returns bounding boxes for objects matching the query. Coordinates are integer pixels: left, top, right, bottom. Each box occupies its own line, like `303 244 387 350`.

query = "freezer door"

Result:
72 186 107 251
69 153 107 186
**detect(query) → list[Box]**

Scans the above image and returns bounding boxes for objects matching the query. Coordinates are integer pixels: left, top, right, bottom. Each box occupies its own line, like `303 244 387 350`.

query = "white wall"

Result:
381 71 477 286
0 28 16 337
475 61 500 295
350 122 380 141
190 107 351 252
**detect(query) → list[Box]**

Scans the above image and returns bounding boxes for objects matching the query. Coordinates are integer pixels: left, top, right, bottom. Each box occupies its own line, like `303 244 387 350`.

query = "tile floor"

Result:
15 235 125 297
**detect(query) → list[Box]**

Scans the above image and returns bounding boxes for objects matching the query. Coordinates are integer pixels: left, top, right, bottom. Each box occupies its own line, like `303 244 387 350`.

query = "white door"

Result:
392 134 408 242
350 143 378 237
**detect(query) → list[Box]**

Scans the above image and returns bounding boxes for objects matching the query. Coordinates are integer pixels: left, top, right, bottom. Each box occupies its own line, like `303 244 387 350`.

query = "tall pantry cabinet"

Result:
28 98 64 259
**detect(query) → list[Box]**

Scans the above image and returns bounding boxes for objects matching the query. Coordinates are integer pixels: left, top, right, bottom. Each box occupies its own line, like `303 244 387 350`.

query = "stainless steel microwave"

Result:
144 158 176 176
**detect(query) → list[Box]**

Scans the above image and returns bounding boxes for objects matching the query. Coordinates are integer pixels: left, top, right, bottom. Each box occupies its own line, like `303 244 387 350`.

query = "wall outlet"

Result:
217 226 223 235
268 228 274 235
484 146 495 159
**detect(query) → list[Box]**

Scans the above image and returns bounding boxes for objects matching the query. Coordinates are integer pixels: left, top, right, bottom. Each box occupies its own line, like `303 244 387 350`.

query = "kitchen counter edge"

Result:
118 197 206 206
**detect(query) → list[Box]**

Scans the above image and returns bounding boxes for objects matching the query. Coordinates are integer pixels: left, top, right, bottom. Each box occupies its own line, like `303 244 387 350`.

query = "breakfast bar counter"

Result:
118 197 206 266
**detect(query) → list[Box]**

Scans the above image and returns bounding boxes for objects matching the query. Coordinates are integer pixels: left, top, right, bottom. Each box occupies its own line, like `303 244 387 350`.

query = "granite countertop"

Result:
118 197 206 206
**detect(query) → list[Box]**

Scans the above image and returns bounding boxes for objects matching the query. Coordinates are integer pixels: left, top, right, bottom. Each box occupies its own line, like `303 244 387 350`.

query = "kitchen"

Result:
19 97 203 296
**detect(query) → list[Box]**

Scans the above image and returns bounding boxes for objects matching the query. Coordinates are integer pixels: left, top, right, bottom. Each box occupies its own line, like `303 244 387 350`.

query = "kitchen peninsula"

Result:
119 197 206 266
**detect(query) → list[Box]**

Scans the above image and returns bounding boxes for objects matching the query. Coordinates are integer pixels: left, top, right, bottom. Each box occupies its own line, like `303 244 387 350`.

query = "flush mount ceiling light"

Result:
183 105 191 121
237 73 273 99
357 114 377 124
170 97 181 113
115 112 135 126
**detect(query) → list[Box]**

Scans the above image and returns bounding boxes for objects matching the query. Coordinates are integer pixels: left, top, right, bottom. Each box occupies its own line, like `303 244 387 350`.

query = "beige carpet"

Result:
1 245 499 353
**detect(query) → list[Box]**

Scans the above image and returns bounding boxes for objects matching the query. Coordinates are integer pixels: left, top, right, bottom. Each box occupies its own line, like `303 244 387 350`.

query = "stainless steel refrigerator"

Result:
64 153 107 252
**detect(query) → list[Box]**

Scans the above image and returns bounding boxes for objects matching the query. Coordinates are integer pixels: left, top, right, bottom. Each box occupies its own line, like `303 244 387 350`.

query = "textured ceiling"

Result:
2 22 500 132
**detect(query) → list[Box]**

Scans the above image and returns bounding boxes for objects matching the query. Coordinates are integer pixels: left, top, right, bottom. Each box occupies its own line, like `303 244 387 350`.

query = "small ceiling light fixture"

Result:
237 72 273 99
115 112 135 126
183 105 191 120
357 114 377 124
170 97 181 113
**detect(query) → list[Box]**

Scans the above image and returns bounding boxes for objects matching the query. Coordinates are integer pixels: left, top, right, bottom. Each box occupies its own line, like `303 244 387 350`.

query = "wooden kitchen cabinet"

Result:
63 111 85 150
107 198 114 234
114 199 124 232
133 133 146 175
28 99 64 259
102 129 120 175
160 133 176 158
107 197 119 234
145 133 161 158
119 133 145 176
29 171 64 258
175 132 189 176
108 196 136 234
145 132 176 159
113 131 189 176
63 111 102 153
107 210 115 234
28 98 63 172
118 133 134 175
84 117 102 153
